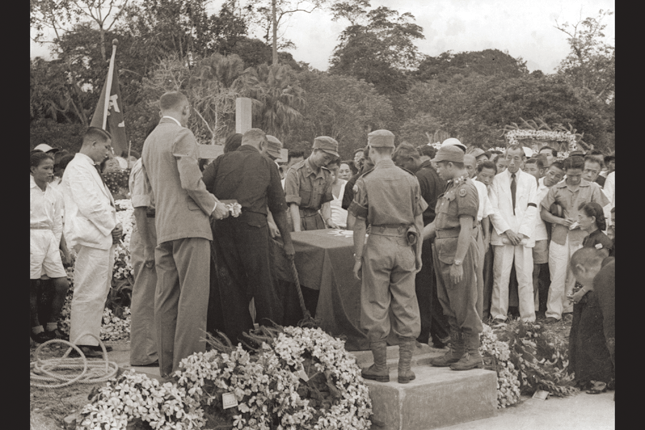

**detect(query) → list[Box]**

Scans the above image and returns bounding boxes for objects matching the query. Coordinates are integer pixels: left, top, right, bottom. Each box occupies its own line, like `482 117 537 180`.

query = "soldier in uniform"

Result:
284 137 340 231
422 144 484 371
350 130 427 384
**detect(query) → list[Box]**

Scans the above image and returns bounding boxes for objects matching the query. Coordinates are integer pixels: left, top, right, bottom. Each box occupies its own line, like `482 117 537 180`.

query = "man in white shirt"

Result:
61 127 123 357
531 160 564 316
476 160 498 320
465 154 494 319
489 145 539 323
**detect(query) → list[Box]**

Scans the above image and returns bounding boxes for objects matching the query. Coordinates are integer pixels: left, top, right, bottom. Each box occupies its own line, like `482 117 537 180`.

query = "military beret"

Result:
266 135 283 159
313 136 339 157
441 138 467 153
368 129 395 148
433 145 465 164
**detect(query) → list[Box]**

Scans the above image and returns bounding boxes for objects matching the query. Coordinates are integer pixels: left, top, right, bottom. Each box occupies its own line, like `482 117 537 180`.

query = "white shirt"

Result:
473 179 493 222
30 175 64 244
330 180 348 228
533 177 549 241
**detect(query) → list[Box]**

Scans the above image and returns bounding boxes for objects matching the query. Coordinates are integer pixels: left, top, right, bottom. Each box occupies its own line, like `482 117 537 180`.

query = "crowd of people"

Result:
30 91 614 392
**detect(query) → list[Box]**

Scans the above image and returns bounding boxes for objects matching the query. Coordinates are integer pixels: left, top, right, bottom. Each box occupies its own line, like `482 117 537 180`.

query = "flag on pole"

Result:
90 40 127 156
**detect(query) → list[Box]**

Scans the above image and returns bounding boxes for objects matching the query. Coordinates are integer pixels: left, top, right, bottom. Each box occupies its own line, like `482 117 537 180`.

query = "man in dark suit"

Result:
202 128 295 344
142 91 229 378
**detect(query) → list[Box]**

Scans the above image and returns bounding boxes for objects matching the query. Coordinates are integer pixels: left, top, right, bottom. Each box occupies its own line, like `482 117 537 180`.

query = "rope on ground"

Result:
30 333 120 388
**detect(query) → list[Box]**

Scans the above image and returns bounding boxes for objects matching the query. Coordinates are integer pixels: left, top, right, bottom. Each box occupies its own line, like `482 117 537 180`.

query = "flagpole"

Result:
102 40 118 130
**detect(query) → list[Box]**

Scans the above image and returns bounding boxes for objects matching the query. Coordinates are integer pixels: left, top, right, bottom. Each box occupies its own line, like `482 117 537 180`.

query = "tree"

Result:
414 49 529 82
284 70 394 158
399 113 444 146
142 53 250 144
555 9 615 102
237 63 306 137
31 0 130 61
330 4 424 94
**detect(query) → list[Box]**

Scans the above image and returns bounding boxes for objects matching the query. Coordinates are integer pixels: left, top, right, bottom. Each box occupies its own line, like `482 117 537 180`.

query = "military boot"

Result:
361 340 389 382
397 337 416 384
450 332 484 371
429 329 464 367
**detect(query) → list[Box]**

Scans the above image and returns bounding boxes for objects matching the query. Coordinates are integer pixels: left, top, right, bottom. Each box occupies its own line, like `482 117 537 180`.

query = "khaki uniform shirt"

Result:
348 159 427 225
433 175 479 264
540 179 609 246
284 158 333 211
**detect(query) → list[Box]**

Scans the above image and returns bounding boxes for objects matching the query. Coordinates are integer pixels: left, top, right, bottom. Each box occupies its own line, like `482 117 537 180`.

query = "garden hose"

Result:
30 333 119 388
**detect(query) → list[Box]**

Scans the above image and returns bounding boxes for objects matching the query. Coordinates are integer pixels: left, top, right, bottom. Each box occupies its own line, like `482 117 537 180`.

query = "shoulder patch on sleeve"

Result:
459 188 467 197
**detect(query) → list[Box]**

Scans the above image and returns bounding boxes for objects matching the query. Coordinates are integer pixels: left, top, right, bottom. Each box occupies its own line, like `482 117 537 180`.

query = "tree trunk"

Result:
272 0 278 65
99 26 107 62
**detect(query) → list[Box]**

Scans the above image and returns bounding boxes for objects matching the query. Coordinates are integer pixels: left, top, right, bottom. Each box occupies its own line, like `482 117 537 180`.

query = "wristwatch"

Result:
453 259 463 266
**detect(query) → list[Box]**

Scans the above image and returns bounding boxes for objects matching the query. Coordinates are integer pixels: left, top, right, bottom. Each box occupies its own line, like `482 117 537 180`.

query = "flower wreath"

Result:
505 129 578 152
77 326 372 430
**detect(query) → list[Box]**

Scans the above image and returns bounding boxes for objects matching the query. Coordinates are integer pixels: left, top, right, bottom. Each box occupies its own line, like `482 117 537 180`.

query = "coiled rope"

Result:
30 334 119 388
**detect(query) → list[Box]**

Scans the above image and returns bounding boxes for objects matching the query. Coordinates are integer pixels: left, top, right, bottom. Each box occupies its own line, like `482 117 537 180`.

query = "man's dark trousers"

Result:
416 239 450 345
213 217 283 344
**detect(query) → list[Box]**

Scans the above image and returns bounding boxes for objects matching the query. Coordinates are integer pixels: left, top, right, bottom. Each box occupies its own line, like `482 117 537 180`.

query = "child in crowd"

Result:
567 248 614 393
30 152 70 343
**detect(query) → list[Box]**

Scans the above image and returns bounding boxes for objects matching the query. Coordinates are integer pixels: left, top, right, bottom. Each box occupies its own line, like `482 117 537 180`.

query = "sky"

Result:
30 0 615 74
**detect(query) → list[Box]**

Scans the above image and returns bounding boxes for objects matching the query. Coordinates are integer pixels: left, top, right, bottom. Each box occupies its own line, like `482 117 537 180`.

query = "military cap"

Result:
433 145 465 164
468 147 486 159
266 135 283 159
441 138 467 153
313 136 339 157
368 129 395 148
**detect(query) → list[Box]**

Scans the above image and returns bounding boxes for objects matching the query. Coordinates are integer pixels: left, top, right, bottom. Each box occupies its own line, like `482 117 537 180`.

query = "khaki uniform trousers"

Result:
433 236 483 338
129 219 158 366
70 244 115 346
360 232 420 343
155 237 210 377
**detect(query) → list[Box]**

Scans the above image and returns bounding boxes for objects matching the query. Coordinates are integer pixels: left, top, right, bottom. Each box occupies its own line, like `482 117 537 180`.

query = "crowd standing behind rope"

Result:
30 91 615 389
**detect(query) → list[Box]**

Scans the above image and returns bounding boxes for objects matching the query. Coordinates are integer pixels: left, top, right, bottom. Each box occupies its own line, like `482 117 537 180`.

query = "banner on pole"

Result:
90 44 127 156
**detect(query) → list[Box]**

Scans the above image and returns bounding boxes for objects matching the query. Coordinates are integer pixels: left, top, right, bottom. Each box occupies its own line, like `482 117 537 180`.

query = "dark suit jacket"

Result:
142 118 217 244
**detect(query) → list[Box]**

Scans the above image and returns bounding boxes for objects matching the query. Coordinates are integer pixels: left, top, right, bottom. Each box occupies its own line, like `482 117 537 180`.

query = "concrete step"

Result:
365 365 497 430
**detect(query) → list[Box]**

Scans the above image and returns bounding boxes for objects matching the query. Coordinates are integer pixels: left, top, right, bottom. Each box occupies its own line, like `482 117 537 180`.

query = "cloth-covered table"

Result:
271 229 371 351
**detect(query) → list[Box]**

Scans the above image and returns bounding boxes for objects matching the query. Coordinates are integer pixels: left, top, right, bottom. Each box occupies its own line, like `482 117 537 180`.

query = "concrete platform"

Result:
352 345 498 430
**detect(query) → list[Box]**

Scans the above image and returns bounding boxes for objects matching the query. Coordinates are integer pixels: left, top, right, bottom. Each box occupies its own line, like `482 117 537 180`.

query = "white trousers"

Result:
491 244 535 322
546 236 582 319
70 245 114 346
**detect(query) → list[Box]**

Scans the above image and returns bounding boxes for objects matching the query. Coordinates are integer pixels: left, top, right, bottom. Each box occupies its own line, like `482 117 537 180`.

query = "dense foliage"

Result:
31 1 614 154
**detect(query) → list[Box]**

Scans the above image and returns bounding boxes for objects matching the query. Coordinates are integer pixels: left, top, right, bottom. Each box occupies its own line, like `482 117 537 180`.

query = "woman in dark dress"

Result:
567 203 614 392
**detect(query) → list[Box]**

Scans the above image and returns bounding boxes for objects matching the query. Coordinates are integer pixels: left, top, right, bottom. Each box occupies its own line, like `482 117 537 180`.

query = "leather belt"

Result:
299 208 320 218
146 207 156 218
370 224 411 236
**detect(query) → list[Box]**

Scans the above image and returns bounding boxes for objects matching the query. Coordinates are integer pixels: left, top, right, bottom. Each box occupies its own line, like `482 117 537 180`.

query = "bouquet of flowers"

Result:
493 320 577 397
480 324 521 408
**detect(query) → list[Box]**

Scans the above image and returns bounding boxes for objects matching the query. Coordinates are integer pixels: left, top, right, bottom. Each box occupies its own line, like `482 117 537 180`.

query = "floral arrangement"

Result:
479 324 521 408
114 199 134 281
77 370 204 430
76 324 373 430
58 288 131 342
493 320 577 397
505 129 577 151
226 202 243 218
103 169 131 200
502 117 590 155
